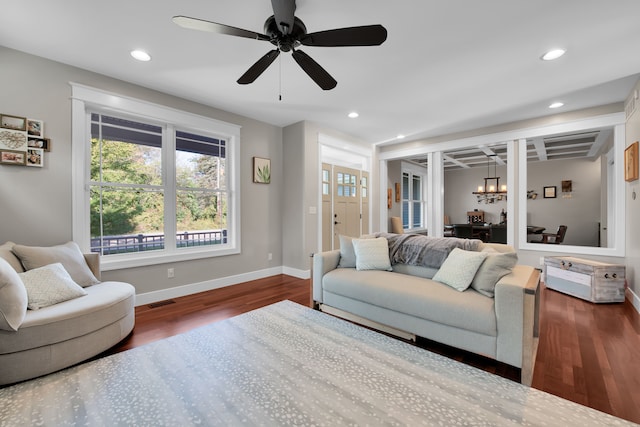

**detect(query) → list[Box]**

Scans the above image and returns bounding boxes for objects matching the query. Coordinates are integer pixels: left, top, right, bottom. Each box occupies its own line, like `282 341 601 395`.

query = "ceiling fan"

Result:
173 0 387 90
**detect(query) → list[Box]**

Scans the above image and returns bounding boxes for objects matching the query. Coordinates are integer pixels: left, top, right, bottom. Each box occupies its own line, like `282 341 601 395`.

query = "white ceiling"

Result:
1 1 639 145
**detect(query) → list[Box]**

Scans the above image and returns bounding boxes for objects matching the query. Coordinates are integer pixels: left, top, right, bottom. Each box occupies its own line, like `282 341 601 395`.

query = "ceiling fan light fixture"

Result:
541 49 566 61
130 50 151 62
549 102 564 109
348 112 359 118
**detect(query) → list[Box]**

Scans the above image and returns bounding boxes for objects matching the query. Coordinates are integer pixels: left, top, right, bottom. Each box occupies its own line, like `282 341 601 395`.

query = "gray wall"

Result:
625 79 640 301
526 158 602 247
444 165 508 225
0 46 283 296
386 160 402 228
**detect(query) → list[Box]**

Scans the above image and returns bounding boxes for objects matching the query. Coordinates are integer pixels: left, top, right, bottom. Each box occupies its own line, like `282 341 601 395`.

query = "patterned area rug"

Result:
0 300 634 426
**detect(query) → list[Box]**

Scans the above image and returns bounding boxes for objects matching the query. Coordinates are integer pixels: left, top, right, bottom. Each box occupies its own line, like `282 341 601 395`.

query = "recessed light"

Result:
348 112 359 118
397 134 405 139
130 50 151 62
541 49 566 61
549 102 564 109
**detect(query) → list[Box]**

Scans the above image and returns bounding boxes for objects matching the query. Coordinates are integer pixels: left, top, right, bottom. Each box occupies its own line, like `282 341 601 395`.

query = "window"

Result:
402 171 425 229
72 84 241 269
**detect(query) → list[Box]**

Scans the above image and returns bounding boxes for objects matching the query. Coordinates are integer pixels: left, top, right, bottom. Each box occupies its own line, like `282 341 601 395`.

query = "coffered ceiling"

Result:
1 1 639 145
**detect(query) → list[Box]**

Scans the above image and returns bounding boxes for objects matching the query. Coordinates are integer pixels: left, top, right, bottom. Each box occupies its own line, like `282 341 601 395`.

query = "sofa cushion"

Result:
12 242 99 287
322 269 496 336
0 257 28 331
19 263 87 310
432 248 488 291
0 281 135 354
0 242 24 273
353 237 392 271
471 252 518 298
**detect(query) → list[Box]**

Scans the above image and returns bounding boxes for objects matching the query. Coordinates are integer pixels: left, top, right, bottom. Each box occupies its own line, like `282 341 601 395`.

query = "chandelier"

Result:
472 154 507 204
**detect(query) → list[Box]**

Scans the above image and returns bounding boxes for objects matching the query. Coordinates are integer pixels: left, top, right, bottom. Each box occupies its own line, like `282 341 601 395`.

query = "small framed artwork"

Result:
395 182 400 202
0 114 27 131
253 157 271 184
26 148 44 167
28 137 50 151
543 186 557 198
387 188 392 209
27 119 44 137
624 141 638 182
0 129 27 151
0 150 27 165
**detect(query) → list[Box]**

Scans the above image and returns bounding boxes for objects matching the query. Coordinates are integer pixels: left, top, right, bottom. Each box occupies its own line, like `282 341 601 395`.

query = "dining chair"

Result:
488 224 507 243
452 224 473 239
390 216 404 234
532 225 567 244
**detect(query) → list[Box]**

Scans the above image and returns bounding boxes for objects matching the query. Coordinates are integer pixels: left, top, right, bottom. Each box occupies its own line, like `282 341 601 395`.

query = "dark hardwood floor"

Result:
108 275 640 424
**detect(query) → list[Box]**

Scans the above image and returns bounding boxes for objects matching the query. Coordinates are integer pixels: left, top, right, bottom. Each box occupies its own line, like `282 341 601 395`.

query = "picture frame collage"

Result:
0 113 50 168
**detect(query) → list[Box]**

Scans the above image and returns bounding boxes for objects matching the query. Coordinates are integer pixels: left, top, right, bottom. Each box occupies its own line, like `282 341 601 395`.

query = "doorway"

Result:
321 163 369 251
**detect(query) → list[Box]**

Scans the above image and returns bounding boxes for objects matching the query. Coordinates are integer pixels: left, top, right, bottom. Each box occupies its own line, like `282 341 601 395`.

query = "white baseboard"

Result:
627 287 640 315
135 266 282 306
282 266 310 279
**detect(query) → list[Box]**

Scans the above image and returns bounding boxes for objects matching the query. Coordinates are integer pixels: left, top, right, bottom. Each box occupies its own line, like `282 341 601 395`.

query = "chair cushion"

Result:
0 281 135 354
0 258 28 331
12 242 99 287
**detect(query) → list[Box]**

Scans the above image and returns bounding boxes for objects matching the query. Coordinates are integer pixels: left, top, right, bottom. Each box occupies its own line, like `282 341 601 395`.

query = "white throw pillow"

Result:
0 257 28 331
432 248 488 291
352 237 392 271
12 241 99 287
18 263 87 310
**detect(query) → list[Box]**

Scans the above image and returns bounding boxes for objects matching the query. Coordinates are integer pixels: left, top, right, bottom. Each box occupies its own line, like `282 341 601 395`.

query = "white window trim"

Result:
401 162 427 232
70 83 242 270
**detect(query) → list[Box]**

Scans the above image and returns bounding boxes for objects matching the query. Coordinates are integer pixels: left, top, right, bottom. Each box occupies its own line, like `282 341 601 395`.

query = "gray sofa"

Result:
0 242 135 386
313 235 540 385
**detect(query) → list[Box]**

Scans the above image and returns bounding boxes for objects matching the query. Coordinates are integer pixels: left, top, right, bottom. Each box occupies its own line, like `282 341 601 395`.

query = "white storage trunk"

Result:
544 256 625 303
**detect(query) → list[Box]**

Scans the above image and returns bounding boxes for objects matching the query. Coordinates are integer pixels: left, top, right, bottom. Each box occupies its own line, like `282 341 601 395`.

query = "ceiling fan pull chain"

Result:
279 51 283 101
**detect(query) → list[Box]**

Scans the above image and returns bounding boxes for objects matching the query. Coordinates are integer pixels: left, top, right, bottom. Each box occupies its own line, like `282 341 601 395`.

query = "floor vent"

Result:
148 299 176 309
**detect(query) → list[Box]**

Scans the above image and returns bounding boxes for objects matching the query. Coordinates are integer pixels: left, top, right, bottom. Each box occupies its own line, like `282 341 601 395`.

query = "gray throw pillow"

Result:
0 241 24 273
12 241 99 287
0 257 28 331
471 252 518 297
337 235 357 268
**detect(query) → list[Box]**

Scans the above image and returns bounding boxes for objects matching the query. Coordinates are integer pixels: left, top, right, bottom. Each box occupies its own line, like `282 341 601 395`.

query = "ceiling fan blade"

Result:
270 0 296 35
237 50 281 85
173 16 270 41
300 25 388 47
292 50 337 90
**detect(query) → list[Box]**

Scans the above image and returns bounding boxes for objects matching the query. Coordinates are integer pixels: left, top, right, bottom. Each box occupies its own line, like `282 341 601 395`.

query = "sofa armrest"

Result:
494 265 540 383
83 253 101 281
312 250 340 304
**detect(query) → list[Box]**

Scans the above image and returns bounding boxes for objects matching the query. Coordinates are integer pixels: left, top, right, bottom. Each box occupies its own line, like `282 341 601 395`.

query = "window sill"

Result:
99 246 241 271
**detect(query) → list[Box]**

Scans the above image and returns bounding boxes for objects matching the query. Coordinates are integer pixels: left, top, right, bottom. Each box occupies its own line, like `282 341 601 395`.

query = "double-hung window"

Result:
71 84 240 269
401 170 426 230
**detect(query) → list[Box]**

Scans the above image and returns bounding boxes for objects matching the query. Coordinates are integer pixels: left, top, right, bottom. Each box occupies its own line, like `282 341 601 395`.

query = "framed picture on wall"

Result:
27 119 44 137
253 157 271 184
28 137 50 151
543 186 557 198
26 148 44 167
0 149 27 165
0 114 26 131
624 141 638 182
